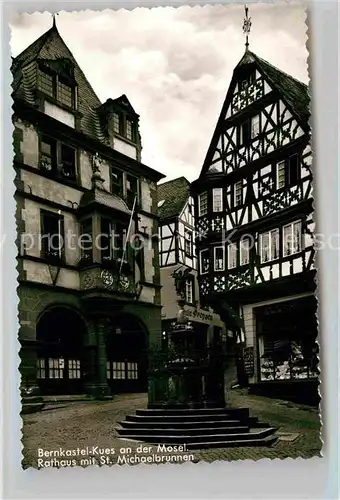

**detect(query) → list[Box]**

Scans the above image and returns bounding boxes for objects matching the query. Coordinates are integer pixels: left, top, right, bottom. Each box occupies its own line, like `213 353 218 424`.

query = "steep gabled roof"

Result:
241 51 310 124
195 49 310 182
157 177 190 220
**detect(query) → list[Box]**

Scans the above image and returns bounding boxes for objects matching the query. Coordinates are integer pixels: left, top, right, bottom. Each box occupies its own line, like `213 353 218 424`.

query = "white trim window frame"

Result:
251 114 260 139
240 237 250 266
234 181 243 207
200 249 210 275
276 160 286 189
260 229 279 263
227 243 237 269
214 246 225 271
198 192 208 217
283 221 302 257
212 188 223 212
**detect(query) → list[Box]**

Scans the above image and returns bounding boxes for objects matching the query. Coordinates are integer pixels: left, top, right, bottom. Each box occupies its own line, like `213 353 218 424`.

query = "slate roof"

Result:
157 177 190 220
238 50 310 125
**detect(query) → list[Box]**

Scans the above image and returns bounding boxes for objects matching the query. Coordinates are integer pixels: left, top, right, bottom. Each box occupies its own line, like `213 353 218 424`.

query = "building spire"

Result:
52 12 59 29
243 5 252 52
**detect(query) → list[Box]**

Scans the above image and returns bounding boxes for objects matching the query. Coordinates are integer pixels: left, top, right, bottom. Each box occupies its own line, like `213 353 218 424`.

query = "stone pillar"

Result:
83 317 111 400
20 339 44 414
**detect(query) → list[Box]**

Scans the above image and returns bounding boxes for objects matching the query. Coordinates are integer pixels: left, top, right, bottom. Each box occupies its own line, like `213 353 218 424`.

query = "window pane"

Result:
112 168 124 197
235 182 242 206
41 212 63 260
200 250 210 274
261 232 270 263
293 222 302 252
240 238 250 265
57 80 73 107
277 161 286 189
271 230 279 260
214 246 225 271
40 136 56 172
283 224 292 257
289 155 299 186
228 243 237 269
213 188 223 212
60 144 76 179
251 114 260 138
38 70 54 97
184 230 192 255
199 193 208 216
113 113 120 134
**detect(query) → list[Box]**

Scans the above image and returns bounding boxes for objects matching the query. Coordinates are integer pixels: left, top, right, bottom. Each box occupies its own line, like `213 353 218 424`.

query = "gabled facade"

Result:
192 50 317 402
158 177 225 351
13 22 165 408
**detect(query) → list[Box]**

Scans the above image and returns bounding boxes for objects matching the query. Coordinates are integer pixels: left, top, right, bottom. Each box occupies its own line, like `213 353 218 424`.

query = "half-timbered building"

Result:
192 49 318 403
158 177 225 351
12 21 165 411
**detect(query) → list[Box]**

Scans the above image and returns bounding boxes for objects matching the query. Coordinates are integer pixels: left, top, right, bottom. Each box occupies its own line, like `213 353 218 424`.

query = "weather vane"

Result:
52 12 59 27
243 5 252 51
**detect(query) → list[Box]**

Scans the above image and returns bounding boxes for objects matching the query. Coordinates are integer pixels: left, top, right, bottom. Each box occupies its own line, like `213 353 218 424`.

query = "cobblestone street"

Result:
22 389 322 468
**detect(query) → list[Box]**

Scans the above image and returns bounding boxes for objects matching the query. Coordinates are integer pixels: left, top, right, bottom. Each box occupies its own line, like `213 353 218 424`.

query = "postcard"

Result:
10 3 321 470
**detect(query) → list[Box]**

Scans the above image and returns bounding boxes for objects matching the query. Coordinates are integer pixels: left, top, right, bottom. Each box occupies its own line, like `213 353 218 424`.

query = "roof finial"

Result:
52 12 59 28
243 5 252 52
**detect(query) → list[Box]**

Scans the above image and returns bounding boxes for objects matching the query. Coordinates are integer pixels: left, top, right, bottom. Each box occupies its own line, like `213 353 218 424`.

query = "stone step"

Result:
126 413 244 423
117 426 250 436
116 427 277 445
137 407 250 419
118 419 246 429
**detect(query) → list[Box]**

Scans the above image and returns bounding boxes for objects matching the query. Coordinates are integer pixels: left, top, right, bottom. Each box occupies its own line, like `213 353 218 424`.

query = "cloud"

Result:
10 5 308 182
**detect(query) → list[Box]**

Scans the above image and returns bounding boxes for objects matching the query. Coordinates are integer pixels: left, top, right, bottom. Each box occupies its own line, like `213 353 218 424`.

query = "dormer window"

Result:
38 69 54 98
126 119 133 141
113 113 121 134
37 66 76 110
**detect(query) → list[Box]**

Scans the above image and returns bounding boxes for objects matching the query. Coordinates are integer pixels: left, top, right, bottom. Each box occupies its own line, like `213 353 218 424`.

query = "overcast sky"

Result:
10 5 308 182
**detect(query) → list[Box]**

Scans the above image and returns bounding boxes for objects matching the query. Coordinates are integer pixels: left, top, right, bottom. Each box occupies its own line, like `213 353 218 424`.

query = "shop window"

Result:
198 192 208 217
212 188 223 212
259 337 318 381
